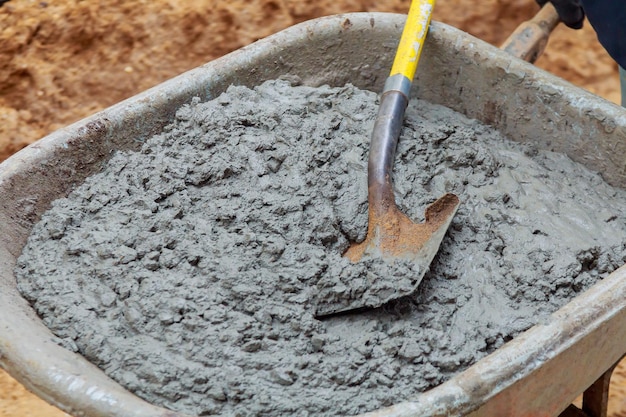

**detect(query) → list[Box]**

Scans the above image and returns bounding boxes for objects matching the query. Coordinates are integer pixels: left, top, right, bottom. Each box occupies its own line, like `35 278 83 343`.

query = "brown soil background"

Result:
0 0 624 416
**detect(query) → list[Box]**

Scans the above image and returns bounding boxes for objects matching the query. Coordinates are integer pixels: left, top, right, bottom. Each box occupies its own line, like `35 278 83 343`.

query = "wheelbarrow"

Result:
1 9 626 417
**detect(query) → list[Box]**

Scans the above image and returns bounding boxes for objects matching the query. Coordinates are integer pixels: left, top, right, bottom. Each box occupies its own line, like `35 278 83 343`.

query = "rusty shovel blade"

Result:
313 89 461 317
312 88 460 317
314 192 460 317
344 193 460 265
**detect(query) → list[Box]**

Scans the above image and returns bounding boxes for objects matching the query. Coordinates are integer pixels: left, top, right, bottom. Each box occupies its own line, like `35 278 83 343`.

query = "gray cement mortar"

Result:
15 80 626 416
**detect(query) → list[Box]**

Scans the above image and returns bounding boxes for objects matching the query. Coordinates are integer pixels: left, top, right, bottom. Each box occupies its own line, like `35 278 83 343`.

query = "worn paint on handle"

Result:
389 0 434 81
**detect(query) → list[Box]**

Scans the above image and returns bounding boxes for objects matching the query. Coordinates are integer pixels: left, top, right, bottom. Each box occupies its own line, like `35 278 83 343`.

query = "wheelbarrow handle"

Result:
500 2 560 63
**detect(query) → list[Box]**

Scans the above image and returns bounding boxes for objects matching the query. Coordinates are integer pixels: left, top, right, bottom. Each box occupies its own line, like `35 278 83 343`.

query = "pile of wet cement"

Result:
16 80 626 416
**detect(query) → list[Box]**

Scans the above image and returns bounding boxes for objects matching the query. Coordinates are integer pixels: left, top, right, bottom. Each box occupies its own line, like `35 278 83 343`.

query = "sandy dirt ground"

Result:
0 0 624 416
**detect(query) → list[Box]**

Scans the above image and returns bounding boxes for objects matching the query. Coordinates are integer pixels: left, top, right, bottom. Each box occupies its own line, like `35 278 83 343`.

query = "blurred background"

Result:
0 0 623 416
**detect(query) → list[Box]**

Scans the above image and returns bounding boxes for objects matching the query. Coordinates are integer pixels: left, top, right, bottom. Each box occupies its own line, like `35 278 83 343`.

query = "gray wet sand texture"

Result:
15 80 626 416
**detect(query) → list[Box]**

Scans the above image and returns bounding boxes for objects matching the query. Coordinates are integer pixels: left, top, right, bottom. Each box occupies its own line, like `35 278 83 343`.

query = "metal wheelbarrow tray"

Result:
1 12 626 417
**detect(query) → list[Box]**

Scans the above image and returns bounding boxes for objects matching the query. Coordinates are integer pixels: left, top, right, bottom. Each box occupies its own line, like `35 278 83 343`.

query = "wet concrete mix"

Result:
15 80 626 416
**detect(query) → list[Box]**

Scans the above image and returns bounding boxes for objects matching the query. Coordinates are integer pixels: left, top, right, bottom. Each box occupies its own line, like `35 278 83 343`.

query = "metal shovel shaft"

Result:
367 90 409 211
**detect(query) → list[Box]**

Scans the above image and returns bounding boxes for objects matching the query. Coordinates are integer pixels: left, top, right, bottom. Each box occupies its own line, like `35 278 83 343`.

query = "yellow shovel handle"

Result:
390 0 435 81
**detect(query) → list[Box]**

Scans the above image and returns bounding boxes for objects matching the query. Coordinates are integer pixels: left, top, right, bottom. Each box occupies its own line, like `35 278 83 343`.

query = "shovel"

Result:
315 0 460 317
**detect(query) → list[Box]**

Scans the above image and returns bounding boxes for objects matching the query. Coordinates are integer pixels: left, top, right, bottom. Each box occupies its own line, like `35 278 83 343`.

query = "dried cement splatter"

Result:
15 80 626 416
